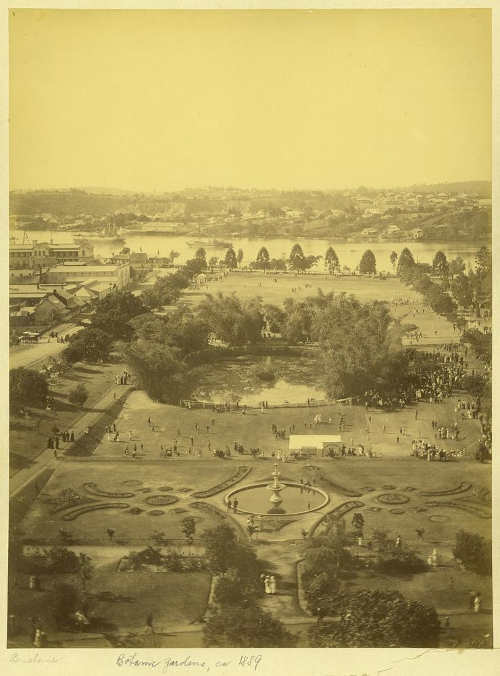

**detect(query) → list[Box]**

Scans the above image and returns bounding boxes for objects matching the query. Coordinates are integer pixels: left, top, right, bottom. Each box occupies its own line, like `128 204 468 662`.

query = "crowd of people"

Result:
410 438 465 461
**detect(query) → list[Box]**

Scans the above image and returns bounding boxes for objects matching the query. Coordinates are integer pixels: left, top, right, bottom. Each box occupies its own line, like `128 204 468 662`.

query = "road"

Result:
9 322 82 370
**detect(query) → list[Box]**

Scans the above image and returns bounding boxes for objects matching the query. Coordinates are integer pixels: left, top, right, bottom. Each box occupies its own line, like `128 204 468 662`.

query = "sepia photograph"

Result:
6 6 493 654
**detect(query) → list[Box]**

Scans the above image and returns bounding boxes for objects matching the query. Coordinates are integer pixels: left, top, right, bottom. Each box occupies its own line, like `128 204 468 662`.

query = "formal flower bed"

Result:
62 502 130 521
381 484 397 490
309 500 365 537
376 493 409 505
419 482 472 497
128 507 145 515
389 509 405 515
191 466 251 499
144 495 179 506
148 510 165 516
425 500 491 519
428 514 449 522
83 482 135 499
158 486 174 492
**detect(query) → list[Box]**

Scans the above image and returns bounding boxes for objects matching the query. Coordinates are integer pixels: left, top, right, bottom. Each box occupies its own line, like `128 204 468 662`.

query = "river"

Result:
19 230 485 273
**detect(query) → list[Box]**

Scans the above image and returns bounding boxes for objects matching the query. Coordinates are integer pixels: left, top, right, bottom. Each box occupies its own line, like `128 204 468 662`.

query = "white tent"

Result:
289 434 342 457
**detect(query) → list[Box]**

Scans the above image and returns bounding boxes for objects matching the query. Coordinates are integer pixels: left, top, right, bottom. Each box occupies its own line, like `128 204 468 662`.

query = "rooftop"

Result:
289 435 342 450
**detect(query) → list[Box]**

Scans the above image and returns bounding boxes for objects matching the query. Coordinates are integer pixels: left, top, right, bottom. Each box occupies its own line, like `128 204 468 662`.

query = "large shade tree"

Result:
359 250 376 275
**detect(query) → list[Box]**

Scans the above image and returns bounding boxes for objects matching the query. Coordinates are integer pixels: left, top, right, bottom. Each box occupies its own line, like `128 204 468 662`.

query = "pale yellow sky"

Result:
10 9 491 191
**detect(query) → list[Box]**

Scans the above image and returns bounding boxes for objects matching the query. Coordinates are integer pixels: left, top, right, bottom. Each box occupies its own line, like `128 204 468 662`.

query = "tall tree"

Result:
289 243 306 271
237 248 244 266
325 247 340 274
195 247 207 261
390 251 398 269
432 251 449 279
397 247 415 276
256 246 270 270
450 273 473 308
359 250 376 275
224 247 238 269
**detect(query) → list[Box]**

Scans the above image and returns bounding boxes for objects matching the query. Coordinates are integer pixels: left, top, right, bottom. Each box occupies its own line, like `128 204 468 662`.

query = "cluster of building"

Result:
9 237 132 330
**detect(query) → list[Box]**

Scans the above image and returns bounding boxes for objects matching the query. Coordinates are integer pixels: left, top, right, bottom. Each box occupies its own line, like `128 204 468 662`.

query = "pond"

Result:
193 355 326 406
231 484 326 515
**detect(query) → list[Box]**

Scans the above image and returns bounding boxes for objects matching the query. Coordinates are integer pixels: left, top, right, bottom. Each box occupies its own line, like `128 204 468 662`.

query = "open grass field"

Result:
92 389 482 461
182 271 458 345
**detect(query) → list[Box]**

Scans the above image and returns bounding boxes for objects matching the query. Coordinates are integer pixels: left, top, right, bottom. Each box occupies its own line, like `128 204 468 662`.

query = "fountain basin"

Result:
225 481 329 516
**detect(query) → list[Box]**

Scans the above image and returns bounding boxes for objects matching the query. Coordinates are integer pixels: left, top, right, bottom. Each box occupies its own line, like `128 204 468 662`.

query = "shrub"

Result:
453 530 492 576
10 368 49 412
374 550 428 576
68 384 89 407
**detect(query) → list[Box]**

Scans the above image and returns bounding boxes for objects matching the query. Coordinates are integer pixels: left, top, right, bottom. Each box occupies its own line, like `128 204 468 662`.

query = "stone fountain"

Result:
268 463 285 507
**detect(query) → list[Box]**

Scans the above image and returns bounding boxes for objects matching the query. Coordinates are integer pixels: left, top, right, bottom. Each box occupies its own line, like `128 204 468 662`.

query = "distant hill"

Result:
401 181 491 196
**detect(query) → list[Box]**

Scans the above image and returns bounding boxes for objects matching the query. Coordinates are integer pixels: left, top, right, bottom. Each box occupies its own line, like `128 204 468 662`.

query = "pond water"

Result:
200 378 325 407
20 230 485 272
194 355 325 405
232 484 325 515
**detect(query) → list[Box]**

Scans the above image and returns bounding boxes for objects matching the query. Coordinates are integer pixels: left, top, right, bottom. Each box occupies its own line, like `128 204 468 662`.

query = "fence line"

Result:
180 397 354 410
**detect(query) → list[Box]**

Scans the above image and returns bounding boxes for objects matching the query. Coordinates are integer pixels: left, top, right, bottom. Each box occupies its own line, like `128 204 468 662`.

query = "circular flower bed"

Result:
62 503 130 521
122 480 142 487
158 486 173 492
148 510 165 516
172 507 188 514
415 507 427 512
144 495 179 506
361 486 376 492
376 493 409 505
389 509 405 515
83 483 135 499
128 507 144 515
429 514 449 523
141 488 153 493
382 484 396 490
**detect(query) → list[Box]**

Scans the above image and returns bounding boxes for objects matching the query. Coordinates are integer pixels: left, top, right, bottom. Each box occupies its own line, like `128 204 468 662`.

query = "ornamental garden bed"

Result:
83 482 135 499
191 466 251 498
376 493 409 505
144 495 179 506
424 500 491 519
309 500 365 537
62 502 130 521
420 482 472 497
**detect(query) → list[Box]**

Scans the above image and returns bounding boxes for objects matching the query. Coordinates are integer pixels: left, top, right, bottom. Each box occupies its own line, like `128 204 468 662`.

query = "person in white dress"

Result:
269 576 277 595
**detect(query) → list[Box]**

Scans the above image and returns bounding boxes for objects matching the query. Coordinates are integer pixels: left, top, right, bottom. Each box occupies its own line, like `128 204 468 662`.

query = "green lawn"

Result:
8 564 211 642
181 271 457 344
93 390 482 461
88 564 211 632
